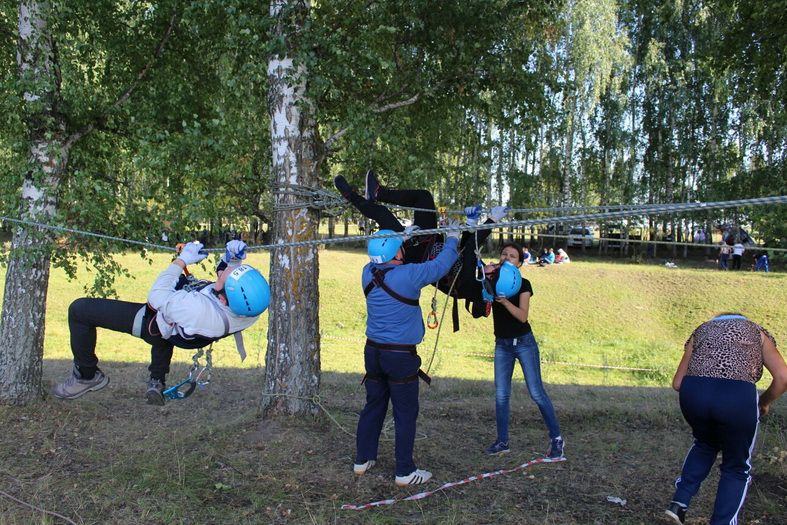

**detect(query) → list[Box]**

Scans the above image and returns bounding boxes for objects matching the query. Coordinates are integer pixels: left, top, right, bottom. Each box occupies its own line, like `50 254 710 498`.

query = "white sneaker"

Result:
395 469 432 487
353 460 375 475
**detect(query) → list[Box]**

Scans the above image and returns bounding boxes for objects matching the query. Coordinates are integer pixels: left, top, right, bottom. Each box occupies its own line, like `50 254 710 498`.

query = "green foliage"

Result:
1 0 785 296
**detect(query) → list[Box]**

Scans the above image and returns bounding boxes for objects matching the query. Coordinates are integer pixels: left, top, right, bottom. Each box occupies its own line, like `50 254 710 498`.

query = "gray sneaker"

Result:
53 366 109 400
145 378 166 406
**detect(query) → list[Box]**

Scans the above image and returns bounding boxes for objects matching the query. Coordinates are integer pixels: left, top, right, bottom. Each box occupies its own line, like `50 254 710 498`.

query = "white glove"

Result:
403 224 420 241
177 242 208 265
464 205 482 226
222 239 248 264
490 205 509 222
445 219 462 241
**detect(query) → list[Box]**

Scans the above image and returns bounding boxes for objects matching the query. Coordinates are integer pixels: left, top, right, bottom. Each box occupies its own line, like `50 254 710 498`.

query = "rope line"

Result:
1 195 785 253
241 195 787 251
260 392 427 441
340 456 566 510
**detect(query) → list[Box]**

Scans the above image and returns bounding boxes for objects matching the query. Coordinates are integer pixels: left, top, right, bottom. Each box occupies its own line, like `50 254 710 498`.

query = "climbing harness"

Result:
163 346 214 400
363 267 419 306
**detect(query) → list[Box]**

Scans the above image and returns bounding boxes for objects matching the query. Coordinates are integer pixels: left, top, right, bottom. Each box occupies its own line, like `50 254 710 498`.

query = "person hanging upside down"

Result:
334 170 509 329
354 222 461 487
53 240 270 405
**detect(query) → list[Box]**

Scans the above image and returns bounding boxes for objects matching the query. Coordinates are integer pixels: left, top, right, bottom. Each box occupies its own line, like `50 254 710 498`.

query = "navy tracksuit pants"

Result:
673 376 759 525
355 344 422 477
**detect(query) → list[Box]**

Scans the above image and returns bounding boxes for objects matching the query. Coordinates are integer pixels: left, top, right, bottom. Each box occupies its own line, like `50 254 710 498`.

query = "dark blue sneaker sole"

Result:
145 390 165 406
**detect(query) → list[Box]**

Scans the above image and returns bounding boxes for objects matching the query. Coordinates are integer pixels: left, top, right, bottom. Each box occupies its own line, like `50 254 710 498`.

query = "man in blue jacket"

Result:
354 223 461 487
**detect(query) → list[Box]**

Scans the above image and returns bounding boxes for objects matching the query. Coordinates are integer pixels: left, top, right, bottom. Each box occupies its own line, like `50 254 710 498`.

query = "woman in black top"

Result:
483 243 564 458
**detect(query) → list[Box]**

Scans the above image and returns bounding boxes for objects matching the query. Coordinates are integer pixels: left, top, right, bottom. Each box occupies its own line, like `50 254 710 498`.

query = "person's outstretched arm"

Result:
759 332 787 416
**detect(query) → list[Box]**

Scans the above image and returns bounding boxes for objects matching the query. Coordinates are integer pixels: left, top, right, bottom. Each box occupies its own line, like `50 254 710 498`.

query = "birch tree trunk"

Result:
0 1 67 404
262 0 321 417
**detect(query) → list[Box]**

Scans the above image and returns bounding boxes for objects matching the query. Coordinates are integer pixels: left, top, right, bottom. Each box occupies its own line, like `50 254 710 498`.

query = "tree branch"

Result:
321 92 421 160
371 93 420 113
64 10 179 150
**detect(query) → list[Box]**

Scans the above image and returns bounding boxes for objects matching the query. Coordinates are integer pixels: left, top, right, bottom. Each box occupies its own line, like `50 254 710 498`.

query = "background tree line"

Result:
0 0 783 405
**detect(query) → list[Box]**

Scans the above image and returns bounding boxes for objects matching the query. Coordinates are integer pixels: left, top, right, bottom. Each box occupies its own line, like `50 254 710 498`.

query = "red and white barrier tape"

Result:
341 456 566 510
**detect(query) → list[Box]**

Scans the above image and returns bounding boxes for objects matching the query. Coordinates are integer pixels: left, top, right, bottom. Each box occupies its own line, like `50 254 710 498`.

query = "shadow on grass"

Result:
0 359 784 525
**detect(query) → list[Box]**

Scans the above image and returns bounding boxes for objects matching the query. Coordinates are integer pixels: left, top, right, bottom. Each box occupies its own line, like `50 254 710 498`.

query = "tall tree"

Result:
0 0 177 403
0 1 62 403
262 0 321 417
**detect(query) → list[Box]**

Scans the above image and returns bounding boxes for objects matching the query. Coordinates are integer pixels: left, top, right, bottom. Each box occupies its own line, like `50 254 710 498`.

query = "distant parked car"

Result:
567 227 594 247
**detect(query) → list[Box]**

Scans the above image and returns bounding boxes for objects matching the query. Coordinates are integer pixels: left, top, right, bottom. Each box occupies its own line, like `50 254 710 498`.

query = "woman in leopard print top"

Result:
664 314 787 525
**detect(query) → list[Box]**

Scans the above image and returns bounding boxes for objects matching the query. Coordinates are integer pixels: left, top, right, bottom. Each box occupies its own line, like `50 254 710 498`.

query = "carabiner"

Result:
163 378 197 400
475 259 486 282
426 310 439 329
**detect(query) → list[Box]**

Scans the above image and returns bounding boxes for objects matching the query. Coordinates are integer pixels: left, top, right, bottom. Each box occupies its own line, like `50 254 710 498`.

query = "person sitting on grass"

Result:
521 246 532 265
53 240 269 405
481 242 565 460
555 248 570 264
538 247 556 266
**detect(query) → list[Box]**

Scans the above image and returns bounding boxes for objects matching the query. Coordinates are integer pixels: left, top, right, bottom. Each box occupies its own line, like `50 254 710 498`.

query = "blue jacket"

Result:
363 237 459 345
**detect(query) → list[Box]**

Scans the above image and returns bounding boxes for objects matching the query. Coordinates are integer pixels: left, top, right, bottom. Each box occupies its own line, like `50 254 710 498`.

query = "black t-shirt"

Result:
491 277 534 338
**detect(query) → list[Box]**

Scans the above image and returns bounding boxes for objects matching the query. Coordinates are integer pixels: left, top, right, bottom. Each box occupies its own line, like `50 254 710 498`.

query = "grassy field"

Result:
0 247 785 524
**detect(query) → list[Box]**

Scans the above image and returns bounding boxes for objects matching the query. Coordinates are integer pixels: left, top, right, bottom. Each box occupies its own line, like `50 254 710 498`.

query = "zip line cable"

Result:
1 195 785 253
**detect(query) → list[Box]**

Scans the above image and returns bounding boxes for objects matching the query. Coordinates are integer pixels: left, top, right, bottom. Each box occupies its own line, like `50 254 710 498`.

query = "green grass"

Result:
7 246 783 386
0 248 785 524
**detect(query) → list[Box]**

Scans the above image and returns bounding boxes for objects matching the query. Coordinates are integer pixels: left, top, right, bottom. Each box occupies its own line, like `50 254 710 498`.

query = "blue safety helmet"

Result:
224 264 270 317
367 229 403 264
495 261 522 298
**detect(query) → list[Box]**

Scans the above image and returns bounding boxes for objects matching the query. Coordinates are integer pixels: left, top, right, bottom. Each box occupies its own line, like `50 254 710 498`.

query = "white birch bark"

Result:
0 0 67 403
262 0 321 417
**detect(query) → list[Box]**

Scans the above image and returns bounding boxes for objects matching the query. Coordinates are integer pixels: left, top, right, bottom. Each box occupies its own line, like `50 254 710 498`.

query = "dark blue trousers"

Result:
355 344 421 476
673 376 759 525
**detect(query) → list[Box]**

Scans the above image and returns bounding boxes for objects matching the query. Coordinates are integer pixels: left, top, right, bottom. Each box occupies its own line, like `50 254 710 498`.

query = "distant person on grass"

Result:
732 241 745 270
754 252 769 273
352 220 461 487
665 314 787 525
718 242 731 270
481 242 565 460
53 240 269 405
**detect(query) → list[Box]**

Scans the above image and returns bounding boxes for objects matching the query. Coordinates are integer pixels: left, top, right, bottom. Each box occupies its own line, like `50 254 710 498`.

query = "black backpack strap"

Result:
364 267 419 306
452 295 460 332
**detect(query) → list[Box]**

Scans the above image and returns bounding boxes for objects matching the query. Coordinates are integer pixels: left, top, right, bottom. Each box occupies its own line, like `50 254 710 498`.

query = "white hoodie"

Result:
147 263 259 340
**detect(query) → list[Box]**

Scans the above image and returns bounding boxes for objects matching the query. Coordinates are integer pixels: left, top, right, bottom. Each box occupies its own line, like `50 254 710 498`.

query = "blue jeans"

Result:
493 333 561 442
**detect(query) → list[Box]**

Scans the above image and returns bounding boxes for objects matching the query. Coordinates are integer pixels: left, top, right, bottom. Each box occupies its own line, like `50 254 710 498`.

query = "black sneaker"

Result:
547 436 565 459
664 502 686 524
145 378 166 406
334 175 354 200
364 169 381 202
484 440 510 456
